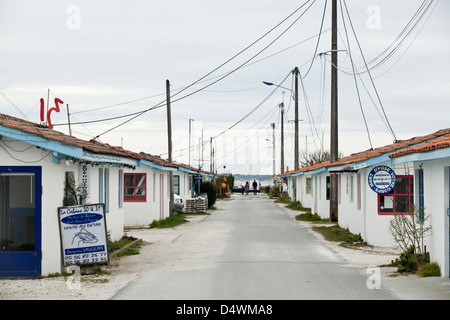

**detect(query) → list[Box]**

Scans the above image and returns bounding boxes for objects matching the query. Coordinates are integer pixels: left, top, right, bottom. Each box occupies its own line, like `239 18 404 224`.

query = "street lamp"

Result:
262 82 294 97
263 67 300 172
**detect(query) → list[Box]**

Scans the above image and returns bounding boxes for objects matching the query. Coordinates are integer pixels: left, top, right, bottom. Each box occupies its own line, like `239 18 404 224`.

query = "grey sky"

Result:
0 0 448 174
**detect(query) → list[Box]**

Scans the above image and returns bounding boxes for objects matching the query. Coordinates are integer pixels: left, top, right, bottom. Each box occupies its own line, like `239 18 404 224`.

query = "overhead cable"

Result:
340 0 373 149
301 0 328 79
342 0 397 142
56 0 317 139
160 71 293 157
339 0 437 77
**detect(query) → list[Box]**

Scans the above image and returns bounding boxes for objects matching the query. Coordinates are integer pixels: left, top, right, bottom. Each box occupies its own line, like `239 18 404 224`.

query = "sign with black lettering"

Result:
58 204 109 266
368 165 397 194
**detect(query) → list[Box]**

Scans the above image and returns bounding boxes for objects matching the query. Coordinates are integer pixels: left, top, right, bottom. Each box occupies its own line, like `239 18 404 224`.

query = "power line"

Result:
160 71 293 157
0 91 28 120
340 0 373 149
55 0 317 140
70 93 167 115
341 0 397 142
298 68 322 153
302 0 328 79
56 28 331 120
166 1 317 106
338 0 437 77
167 0 316 102
204 104 280 169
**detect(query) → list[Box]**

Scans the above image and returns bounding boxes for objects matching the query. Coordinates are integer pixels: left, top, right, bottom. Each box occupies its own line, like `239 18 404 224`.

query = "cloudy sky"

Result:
0 0 448 174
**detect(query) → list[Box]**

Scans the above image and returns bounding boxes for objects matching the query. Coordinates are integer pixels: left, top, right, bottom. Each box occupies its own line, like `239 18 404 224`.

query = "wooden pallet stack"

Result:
185 196 207 213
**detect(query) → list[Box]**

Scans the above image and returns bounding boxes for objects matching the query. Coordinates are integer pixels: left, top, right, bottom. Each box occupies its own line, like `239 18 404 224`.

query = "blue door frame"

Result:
0 166 42 278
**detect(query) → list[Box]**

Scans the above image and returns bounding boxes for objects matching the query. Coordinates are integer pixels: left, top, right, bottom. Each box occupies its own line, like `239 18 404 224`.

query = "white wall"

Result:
422 159 449 277
41 156 68 276
77 165 125 242
311 173 330 219
0 139 127 276
123 167 170 227
338 172 364 240
337 161 421 247
297 175 313 209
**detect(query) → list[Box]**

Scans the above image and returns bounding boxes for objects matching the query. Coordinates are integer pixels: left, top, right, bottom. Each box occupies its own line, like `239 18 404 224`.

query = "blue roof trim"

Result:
140 159 177 171
178 167 197 174
0 125 82 158
312 167 327 175
351 153 391 170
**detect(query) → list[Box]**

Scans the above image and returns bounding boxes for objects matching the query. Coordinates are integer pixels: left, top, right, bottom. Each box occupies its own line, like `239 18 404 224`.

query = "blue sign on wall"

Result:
368 165 397 194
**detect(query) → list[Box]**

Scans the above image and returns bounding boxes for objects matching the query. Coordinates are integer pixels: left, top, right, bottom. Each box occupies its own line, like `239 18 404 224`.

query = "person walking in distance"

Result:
252 180 258 195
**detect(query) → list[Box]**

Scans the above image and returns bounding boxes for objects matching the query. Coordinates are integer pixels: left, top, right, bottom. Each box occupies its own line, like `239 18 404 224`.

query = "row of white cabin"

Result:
278 128 450 277
0 114 215 277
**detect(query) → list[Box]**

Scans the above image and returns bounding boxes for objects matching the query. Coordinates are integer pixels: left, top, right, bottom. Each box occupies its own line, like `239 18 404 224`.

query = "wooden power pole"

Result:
166 79 174 216
294 67 299 172
280 102 284 175
330 0 339 222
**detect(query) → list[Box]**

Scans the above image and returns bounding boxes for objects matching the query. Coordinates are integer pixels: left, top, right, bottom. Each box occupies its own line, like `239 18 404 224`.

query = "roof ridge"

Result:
280 128 450 176
0 114 198 171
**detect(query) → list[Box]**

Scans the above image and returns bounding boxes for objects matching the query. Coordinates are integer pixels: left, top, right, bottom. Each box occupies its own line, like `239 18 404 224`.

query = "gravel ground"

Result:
0 200 402 300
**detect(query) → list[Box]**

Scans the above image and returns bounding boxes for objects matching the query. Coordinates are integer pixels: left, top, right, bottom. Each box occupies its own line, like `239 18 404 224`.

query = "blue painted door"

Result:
0 166 42 277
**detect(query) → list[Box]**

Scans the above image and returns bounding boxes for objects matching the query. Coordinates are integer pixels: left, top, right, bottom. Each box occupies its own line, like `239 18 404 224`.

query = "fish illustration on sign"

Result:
71 228 98 247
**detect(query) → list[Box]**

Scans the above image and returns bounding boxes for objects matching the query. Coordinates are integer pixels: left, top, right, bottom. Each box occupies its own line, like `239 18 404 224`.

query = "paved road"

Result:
113 193 398 300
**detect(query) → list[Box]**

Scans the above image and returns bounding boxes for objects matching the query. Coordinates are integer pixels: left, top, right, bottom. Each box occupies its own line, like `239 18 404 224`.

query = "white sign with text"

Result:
58 204 109 266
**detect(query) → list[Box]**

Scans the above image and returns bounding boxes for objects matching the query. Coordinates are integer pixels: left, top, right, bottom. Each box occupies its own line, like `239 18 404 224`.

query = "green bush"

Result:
296 212 321 222
392 245 430 273
346 233 364 243
268 186 280 198
418 262 441 277
200 181 217 208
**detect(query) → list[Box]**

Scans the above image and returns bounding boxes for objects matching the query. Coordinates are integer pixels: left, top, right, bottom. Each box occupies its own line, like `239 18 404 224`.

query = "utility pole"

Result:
280 102 284 175
189 119 194 166
294 67 299 171
330 0 339 222
210 137 213 173
66 104 72 136
44 89 50 125
166 79 174 216
271 123 276 176
201 130 204 170
198 138 201 170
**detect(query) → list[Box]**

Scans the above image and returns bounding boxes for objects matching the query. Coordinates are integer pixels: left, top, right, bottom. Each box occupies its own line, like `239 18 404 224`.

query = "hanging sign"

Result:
368 165 397 194
58 204 109 267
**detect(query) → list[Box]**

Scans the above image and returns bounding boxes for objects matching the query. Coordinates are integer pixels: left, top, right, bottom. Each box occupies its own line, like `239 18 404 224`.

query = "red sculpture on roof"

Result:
40 97 63 129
